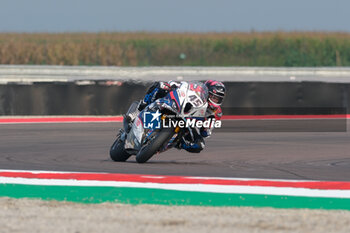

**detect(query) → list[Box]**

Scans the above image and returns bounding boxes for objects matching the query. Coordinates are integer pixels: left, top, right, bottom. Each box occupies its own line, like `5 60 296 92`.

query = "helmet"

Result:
205 80 225 108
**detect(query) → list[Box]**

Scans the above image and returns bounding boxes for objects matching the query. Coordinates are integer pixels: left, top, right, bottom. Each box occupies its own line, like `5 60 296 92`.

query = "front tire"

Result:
110 136 131 162
136 129 174 163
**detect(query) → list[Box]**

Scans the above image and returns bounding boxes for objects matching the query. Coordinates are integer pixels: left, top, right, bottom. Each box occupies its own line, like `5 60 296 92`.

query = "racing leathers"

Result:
139 81 222 153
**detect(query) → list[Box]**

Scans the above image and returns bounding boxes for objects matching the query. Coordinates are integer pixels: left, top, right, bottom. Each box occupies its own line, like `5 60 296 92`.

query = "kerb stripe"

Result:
1 170 349 190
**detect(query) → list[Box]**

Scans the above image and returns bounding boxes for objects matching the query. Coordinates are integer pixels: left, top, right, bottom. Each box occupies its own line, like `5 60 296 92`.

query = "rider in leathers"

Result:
136 80 226 153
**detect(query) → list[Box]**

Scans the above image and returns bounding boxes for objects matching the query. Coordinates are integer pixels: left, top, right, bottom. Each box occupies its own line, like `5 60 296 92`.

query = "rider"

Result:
133 80 225 153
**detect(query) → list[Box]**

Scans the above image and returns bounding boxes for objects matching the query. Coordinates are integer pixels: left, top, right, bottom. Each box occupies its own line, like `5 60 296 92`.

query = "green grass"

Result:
0 32 349 66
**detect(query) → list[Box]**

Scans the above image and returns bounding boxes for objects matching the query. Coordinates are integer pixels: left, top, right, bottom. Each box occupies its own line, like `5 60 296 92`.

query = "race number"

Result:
188 95 202 107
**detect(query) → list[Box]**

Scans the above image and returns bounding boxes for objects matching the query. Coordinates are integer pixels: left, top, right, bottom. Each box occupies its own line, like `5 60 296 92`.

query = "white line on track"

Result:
0 169 326 182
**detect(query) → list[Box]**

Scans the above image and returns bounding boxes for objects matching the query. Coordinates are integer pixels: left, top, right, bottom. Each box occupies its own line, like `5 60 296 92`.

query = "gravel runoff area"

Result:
1 197 349 233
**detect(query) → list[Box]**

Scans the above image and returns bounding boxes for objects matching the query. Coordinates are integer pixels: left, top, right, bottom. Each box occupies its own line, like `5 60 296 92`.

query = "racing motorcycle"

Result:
110 81 209 163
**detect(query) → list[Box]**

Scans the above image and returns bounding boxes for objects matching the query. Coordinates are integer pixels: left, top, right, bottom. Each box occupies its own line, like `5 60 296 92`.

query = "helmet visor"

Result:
209 93 224 105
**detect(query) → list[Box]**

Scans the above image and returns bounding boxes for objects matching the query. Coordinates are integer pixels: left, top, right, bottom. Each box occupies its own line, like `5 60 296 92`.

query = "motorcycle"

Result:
109 81 209 163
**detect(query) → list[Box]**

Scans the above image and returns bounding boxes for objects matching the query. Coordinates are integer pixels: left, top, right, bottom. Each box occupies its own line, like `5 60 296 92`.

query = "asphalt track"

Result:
1 120 349 181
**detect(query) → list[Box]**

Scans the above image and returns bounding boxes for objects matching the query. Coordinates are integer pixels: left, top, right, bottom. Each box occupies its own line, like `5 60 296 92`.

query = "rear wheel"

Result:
110 135 131 162
136 129 174 163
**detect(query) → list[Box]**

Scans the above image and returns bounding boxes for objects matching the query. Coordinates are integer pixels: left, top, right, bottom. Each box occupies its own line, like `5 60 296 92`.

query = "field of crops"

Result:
0 32 349 66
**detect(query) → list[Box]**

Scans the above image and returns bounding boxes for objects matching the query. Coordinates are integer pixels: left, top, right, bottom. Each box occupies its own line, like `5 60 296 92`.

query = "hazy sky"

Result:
0 0 349 32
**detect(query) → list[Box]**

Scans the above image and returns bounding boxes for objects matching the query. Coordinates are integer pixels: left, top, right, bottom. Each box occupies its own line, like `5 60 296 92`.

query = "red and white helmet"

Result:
205 80 226 108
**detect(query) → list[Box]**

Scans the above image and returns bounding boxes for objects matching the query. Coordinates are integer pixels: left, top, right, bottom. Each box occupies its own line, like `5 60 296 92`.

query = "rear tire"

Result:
136 129 174 163
110 137 131 162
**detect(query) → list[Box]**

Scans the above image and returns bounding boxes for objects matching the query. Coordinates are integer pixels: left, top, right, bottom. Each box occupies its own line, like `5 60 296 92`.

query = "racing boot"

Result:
176 137 205 153
137 100 148 111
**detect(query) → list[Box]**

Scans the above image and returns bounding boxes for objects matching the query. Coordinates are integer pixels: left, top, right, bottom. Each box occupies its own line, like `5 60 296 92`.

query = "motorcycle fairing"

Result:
124 81 209 151
124 111 144 150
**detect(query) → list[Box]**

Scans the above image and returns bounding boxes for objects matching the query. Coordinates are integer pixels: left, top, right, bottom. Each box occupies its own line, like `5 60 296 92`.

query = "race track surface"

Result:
1 121 349 181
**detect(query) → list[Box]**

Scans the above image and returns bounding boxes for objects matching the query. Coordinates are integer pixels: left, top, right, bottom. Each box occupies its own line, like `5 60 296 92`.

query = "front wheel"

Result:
110 136 131 162
136 129 174 163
